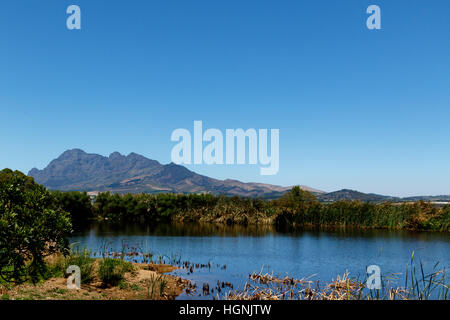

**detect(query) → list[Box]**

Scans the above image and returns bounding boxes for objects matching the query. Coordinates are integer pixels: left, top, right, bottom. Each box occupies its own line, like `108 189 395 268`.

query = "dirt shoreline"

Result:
0 262 191 300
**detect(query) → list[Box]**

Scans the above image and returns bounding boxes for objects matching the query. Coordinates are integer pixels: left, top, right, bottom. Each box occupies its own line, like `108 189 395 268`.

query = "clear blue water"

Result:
70 223 450 299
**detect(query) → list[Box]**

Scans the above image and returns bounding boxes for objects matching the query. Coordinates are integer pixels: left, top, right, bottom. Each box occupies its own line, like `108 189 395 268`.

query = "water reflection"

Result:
70 222 450 300
73 221 450 242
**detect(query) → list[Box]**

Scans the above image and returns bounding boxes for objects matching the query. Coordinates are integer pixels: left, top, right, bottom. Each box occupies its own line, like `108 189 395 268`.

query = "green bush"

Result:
51 191 93 225
98 258 134 286
49 247 95 284
0 169 72 284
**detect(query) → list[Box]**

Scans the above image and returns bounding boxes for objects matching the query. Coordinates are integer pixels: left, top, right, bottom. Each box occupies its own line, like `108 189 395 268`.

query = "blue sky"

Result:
1 0 449 197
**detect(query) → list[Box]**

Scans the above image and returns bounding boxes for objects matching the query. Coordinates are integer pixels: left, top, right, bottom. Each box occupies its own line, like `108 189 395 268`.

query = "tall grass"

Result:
144 274 167 298
49 246 95 284
273 198 449 232
402 252 449 300
97 258 134 286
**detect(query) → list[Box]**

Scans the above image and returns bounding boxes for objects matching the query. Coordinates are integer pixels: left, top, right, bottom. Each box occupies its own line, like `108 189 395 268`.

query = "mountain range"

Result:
28 149 450 202
28 149 321 198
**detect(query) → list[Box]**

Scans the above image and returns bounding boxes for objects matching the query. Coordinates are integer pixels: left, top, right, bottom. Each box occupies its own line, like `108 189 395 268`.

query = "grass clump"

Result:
49 247 95 284
98 258 134 287
144 274 167 298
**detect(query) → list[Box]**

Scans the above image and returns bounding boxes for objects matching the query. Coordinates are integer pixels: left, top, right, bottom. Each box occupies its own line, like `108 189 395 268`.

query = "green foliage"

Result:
437 205 450 231
0 169 72 284
94 192 218 223
50 247 95 284
97 258 134 286
82 188 450 231
273 186 321 227
51 191 93 225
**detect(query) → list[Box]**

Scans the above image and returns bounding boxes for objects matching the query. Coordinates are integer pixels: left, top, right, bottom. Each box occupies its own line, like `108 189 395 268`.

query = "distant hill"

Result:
26 149 449 202
317 189 400 203
28 149 322 198
316 189 450 203
402 195 450 202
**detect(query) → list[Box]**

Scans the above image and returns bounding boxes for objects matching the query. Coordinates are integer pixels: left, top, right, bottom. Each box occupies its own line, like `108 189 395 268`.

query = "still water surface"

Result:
70 223 450 299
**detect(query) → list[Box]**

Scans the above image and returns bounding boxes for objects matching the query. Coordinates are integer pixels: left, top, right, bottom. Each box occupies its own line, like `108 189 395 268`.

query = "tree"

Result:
276 186 318 210
52 190 93 225
273 186 320 226
0 169 72 283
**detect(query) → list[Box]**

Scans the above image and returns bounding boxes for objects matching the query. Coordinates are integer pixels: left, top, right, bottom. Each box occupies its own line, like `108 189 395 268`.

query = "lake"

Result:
70 222 450 299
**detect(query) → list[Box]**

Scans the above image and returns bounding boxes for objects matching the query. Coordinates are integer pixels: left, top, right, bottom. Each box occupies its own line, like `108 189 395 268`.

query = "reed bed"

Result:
225 256 449 300
54 188 450 232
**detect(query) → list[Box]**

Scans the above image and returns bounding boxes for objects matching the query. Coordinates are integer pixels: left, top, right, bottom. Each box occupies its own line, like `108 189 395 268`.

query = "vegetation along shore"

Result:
0 168 449 300
51 185 450 233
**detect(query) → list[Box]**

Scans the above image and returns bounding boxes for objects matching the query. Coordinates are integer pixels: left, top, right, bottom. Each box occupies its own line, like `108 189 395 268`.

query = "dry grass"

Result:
224 267 449 300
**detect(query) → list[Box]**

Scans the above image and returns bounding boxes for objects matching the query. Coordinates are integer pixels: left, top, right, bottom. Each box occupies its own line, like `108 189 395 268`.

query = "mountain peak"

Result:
109 151 124 159
59 148 87 158
128 152 140 157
